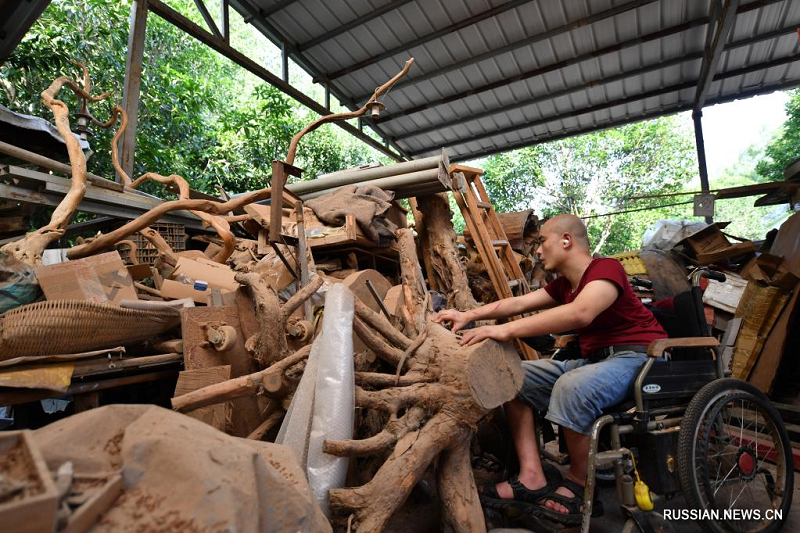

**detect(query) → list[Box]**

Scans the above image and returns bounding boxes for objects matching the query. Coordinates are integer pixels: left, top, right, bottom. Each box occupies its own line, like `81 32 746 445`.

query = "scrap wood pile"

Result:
0 62 545 532
610 209 800 399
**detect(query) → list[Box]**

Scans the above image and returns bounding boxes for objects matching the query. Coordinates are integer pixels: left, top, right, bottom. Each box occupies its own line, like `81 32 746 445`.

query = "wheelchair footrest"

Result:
594 447 630 465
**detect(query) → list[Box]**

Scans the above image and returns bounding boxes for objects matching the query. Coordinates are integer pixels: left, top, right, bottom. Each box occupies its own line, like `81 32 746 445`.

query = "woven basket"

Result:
0 300 181 360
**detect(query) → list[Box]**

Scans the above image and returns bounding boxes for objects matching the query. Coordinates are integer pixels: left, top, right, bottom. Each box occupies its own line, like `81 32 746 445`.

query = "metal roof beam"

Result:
694 0 742 112
448 78 800 163
260 0 298 18
381 0 784 126
324 0 534 82
351 0 659 104
297 0 416 53
410 53 799 157
230 0 412 159
393 21 797 142
147 0 404 162
193 0 222 39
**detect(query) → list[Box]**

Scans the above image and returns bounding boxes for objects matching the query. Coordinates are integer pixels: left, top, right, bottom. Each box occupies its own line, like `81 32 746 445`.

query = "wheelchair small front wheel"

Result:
677 378 793 533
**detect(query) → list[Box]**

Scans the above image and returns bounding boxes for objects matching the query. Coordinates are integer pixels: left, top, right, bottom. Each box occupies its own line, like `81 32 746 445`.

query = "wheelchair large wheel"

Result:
677 379 793 533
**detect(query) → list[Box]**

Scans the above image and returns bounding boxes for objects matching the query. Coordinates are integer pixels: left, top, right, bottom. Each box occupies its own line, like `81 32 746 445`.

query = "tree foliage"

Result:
0 0 382 197
482 116 697 255
756 89 800 182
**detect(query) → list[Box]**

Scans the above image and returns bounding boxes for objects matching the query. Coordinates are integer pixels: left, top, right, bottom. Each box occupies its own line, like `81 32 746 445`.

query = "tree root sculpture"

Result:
104 108 236 264
171 344 312 413
234 271 323 367
413 193 480 312
326 322 523 532
0 64 112 266
285 58 413 166
322 227 524 532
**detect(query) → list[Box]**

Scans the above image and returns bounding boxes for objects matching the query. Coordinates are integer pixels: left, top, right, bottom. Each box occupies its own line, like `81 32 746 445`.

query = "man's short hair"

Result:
544 214 590 249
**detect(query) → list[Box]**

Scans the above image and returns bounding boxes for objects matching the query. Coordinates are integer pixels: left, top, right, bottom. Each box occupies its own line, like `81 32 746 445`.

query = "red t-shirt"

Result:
544 258 666 357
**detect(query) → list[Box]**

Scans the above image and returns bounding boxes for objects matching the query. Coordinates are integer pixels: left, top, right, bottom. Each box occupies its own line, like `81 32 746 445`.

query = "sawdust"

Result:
103 430 125 469
95 488 215 533
0 442 45 504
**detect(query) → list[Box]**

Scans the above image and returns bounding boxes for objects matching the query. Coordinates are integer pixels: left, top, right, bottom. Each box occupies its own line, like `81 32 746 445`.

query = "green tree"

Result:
756 89 800 182
1 0 381 197
482 115 697 255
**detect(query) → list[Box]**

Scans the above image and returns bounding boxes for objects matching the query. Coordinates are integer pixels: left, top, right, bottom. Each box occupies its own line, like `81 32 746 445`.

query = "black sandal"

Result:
479 463 562 510
530 477 604 525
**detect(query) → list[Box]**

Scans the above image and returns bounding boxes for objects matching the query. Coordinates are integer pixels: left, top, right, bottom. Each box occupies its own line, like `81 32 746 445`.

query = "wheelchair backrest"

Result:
649 287 711 361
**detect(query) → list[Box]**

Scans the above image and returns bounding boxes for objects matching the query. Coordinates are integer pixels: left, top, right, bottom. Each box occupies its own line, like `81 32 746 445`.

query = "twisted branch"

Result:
285 58 413 165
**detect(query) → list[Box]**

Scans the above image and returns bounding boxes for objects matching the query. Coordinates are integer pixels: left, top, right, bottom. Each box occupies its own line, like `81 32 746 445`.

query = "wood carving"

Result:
285 58 414 166
413 193 480 312
324 232 524 532
234 272 323 367
0 64 113 266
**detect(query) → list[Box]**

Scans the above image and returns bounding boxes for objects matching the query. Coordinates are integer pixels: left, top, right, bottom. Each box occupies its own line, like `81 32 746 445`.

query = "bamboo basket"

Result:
0 300 180 360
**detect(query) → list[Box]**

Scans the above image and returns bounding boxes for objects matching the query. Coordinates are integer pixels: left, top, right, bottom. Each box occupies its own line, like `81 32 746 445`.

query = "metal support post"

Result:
692 111 713 224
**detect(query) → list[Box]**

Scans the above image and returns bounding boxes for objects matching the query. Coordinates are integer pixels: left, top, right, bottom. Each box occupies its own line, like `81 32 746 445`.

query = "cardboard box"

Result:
160 279 217 304
741 253 799 290
169 257 238 292
730 280 790 379
35 251 137 303
679 222 731 255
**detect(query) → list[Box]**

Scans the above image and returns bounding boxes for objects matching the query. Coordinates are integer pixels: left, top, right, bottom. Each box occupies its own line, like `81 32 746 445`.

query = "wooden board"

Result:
174 366 231 431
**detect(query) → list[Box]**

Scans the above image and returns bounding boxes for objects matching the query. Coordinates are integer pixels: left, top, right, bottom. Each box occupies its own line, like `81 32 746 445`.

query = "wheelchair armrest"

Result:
646 337 719 357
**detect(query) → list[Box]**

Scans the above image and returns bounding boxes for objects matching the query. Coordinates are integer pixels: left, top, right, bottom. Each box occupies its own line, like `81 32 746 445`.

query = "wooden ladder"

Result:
450 164 538 360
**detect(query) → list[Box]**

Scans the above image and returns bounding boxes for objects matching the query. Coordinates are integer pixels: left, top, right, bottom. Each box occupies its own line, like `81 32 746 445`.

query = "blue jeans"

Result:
517 352 650 435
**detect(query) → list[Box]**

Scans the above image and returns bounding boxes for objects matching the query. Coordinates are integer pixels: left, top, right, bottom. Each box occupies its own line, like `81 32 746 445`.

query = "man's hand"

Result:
433 309 471 333
458 324 511 347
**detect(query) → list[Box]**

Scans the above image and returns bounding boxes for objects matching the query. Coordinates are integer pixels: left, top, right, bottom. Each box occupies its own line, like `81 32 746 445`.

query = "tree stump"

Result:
324 226 524 532
413 193 480 312
326 322 523 532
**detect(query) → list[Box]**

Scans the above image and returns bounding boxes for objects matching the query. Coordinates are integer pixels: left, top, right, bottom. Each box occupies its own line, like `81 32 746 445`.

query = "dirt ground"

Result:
489 461 800 533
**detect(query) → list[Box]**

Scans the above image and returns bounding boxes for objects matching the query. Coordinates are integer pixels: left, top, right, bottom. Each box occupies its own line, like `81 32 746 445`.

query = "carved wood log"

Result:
438 434 486 533
396 228 428 336
414 193 480 312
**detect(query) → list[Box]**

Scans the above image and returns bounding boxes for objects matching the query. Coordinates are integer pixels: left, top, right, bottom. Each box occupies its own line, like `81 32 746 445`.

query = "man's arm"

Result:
458 279 619 346
434 287 559 333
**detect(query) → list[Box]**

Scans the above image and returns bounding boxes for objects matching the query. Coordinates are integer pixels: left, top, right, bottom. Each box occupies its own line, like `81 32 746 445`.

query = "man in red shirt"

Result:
434 214 666 524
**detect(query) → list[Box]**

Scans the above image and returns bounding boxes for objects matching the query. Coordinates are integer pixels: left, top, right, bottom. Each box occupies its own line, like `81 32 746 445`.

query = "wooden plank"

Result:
63 474 123 533
0 169 204 229
695 240 756 264
71 353 182 378
174 365 232 431
0 370 178 406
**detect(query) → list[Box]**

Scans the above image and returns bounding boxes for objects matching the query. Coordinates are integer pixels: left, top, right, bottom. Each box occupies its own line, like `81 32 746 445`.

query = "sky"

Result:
699 91 790 182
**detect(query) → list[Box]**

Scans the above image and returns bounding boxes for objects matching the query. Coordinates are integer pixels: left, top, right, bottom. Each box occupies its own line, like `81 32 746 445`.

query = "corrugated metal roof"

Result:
227 0 799 160
0 0 52 64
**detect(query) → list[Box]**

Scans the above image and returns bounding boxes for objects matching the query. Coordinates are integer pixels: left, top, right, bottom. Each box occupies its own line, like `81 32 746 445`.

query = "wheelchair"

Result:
495 267 794 533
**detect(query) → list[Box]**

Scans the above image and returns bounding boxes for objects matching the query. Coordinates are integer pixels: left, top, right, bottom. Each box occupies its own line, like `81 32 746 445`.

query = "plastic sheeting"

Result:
276 283 355 515
642 220 708 251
